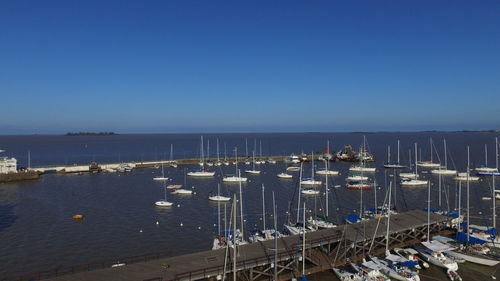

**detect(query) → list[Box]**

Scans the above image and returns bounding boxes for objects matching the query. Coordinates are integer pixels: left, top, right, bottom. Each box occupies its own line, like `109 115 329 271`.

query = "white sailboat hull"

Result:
431 169 457 175
187 171 215 177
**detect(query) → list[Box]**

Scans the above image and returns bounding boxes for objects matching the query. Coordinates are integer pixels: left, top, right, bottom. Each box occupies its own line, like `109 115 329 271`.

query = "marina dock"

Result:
7 210 451 281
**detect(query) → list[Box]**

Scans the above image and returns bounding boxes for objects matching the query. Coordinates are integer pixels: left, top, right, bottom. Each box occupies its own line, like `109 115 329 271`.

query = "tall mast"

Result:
467 146 470 242
238 169 244 241
262 184 266 231
458 180 462 233
427 181 431 242
430 138 433 163
218 184 221 237
28 150 31 169
325 161 329 217
260 140 262 158
170 144 173 161
311 151 314 179
387 145 391 164
233 194 237 281
485 144 488 167
444 138 448 169
386 181 392 250
302 202 306 277
496 137 499 170
245 138 248 158
493 168 496 230
207 139 210 161
201 136 204 164
397 140 400 165
273 192 278 281
296 162 304 223
415 143 418 175
217 139 220 162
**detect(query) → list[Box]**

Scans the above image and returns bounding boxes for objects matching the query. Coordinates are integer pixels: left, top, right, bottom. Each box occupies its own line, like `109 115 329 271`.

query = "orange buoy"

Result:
72 214 84 220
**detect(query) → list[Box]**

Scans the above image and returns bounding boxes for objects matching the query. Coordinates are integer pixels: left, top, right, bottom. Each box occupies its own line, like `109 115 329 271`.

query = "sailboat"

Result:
300 153 321 185
209 183 231 202
153 163 169 181
401 143 428 186
430 139 457 175
432 235 499 266
413 182 459 274
417 138 441 168
366 183 420 281
285 165 312 235
155 186 173 207
307 173 336 229
188 136 216 177
244 151 261 174
249 185 283 242
223 149 247 182
476 142 498 173
384 140 407 169
316 159 339 175
477 137 500 176
171 170 193 194
168 144 177 168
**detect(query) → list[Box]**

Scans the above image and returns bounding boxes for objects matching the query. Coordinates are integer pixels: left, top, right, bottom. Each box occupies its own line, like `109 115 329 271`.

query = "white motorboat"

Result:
286 166 301 172
284 154 300 164
277 172 292 179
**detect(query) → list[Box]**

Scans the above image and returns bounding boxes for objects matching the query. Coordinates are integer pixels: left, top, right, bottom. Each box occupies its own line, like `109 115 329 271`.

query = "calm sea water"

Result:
0 132 499 279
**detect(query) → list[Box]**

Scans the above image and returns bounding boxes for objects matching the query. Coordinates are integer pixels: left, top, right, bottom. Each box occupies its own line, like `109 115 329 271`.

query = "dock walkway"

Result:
9 210 451 281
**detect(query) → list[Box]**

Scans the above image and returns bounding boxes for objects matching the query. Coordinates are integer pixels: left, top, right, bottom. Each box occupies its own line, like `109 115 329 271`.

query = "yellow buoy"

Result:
72 214 84 220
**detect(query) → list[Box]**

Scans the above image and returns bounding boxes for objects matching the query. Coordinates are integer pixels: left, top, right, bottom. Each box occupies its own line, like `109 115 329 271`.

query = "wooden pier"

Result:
5 210 452 281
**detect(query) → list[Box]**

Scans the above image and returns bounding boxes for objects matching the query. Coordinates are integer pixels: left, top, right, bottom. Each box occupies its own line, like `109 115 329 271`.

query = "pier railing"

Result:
1 250 171 281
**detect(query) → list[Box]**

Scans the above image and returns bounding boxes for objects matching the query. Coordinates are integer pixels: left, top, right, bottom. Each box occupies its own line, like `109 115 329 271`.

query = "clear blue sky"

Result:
1 0 499 134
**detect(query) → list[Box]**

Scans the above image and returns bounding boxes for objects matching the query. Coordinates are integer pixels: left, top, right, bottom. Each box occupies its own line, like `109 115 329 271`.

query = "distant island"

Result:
65 132 117 136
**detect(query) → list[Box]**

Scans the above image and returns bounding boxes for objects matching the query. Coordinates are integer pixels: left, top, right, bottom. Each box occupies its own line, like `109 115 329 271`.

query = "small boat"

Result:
366 257 420 281
400 179 428 186
417 161 441 168
346 175 369 181
72 214 84 220
286 166 300 172
223 175 248 182
432 236 499 266
394 248 429 269
346 182 374 190
349 166 376 173
156 183 173 207
187 169 215 177
301 188 320 195
284 154 300 164
171 189 192 195
155 200 173 207
331 267 363 281
266 158 276 164
300 178 322 185
245 151 261 174
431 169 457 176
399 173 419 179
316 169 339 175
307 216 336 229
277 172 292 179
208 195 231 202
166 184 183 189
414 243 458 271
454 172 479 181
350 262 390 281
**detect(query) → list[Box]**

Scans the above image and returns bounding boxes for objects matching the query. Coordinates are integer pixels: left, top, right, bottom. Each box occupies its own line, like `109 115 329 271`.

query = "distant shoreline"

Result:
65 132 117 136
